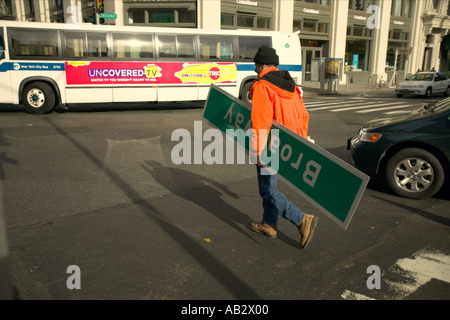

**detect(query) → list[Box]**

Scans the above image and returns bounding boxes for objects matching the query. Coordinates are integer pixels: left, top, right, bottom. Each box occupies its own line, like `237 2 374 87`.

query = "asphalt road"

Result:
0 95 449 306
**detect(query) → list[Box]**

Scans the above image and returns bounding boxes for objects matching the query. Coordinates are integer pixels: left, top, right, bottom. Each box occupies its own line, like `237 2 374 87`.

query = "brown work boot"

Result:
298 214 319 249
250 221 277 238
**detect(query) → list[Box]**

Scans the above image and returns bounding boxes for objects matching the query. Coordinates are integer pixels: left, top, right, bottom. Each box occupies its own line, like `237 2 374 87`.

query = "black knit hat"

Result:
253 45 279 66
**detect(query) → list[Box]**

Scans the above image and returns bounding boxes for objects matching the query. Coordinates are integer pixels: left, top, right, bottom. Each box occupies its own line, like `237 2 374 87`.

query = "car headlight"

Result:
358 129 382 143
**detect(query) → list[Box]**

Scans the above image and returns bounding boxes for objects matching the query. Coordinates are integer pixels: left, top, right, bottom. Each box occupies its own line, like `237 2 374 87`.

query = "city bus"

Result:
0 20 302 114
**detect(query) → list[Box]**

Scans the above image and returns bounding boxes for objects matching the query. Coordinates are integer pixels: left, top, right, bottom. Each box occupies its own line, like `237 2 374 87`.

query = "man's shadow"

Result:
140 160 258 243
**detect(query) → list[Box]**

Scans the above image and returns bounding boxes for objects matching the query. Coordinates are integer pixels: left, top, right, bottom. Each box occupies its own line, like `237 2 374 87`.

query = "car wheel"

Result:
385 148 445 199
424 87 432 98
396 93 403 97
21 82 56 114
444 86 450 97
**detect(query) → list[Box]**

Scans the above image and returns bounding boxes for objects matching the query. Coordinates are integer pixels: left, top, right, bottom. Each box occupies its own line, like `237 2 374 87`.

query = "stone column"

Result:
370 0 392 84
275 0 294 32
197 0 220 30
329 0 349 84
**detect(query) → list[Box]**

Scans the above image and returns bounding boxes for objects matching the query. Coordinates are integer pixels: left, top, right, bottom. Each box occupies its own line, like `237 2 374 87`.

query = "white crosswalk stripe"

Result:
305 98 423 114
357 104 418 113
331 102 403 112
341 249 450 300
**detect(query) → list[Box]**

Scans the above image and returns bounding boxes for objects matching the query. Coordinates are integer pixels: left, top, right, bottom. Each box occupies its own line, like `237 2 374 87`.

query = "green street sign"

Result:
203 84 369 230
99 13 117 19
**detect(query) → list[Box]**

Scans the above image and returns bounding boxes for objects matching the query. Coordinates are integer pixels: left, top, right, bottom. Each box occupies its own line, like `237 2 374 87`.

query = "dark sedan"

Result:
347 98 450 199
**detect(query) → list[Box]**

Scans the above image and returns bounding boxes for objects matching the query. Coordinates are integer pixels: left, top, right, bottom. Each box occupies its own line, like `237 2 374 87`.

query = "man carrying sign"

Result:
249 45 318 249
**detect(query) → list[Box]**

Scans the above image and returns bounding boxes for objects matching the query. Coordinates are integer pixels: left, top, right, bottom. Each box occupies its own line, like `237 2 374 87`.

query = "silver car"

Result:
395 71 450 98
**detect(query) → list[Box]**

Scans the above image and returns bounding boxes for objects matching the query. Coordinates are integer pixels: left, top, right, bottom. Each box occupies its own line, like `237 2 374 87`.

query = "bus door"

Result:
0 27 14 104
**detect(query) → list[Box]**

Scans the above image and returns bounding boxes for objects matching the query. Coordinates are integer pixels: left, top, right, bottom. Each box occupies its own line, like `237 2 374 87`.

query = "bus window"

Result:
199 35 233 60
64 31 86 58
64 32 107 59
238 36 271 61
112 33 153 59
0 27 5 60
177 35 195 59
157 34 196 60
87 33 107 58
10 28 59 59
158 35 177 58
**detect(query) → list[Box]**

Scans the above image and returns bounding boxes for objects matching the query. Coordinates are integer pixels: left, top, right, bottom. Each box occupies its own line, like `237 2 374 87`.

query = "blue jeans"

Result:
257 166 305 227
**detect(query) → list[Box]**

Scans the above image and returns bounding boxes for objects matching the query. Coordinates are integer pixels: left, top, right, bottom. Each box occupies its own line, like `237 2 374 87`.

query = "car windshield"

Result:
406 73 434 81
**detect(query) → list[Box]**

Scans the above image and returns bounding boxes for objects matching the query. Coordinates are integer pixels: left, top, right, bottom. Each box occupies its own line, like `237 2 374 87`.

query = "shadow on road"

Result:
42 117 262 299
140 160 257 242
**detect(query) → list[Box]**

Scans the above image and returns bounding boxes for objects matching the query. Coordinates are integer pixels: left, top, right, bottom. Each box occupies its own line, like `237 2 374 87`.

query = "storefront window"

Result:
385 27 409 71
128 9 145 23
386 45 407 71
124 0 197 27
178 10 195 23
433 0 441 10
1 0 15 19
237 15 254 28
345 39 371 71
227 14 271 30
318 23 327 33
298 0 330 4
221 0 273 30
150 11 175 23
303 20 316 32
257 17 270 29
348 0 375 11
353 26 364 37
24 0 35 20
48 0 64 23
221 14 234 27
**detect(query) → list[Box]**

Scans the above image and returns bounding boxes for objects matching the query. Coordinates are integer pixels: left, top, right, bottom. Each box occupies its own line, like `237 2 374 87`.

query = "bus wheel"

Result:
22 82 56 114
240 81 253 105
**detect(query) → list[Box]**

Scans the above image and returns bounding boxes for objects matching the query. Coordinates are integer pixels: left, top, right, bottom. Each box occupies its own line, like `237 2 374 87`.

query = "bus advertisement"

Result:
64 62 237 85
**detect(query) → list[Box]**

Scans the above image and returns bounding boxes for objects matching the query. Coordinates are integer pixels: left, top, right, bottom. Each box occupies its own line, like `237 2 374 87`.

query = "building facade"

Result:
1 0 449 84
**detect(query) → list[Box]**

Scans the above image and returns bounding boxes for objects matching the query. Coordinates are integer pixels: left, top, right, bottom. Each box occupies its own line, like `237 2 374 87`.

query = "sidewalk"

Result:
301 80 397 98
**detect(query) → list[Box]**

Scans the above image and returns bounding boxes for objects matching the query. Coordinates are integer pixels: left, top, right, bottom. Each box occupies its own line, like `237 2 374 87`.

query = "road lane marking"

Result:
357 104 419 113
341 249 450 300
341 289 375 300
307 101 382 111
386 250 450 299
331 102 404 112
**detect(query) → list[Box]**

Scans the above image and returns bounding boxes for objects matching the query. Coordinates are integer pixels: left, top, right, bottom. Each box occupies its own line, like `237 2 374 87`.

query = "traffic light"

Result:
97 0 104 13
